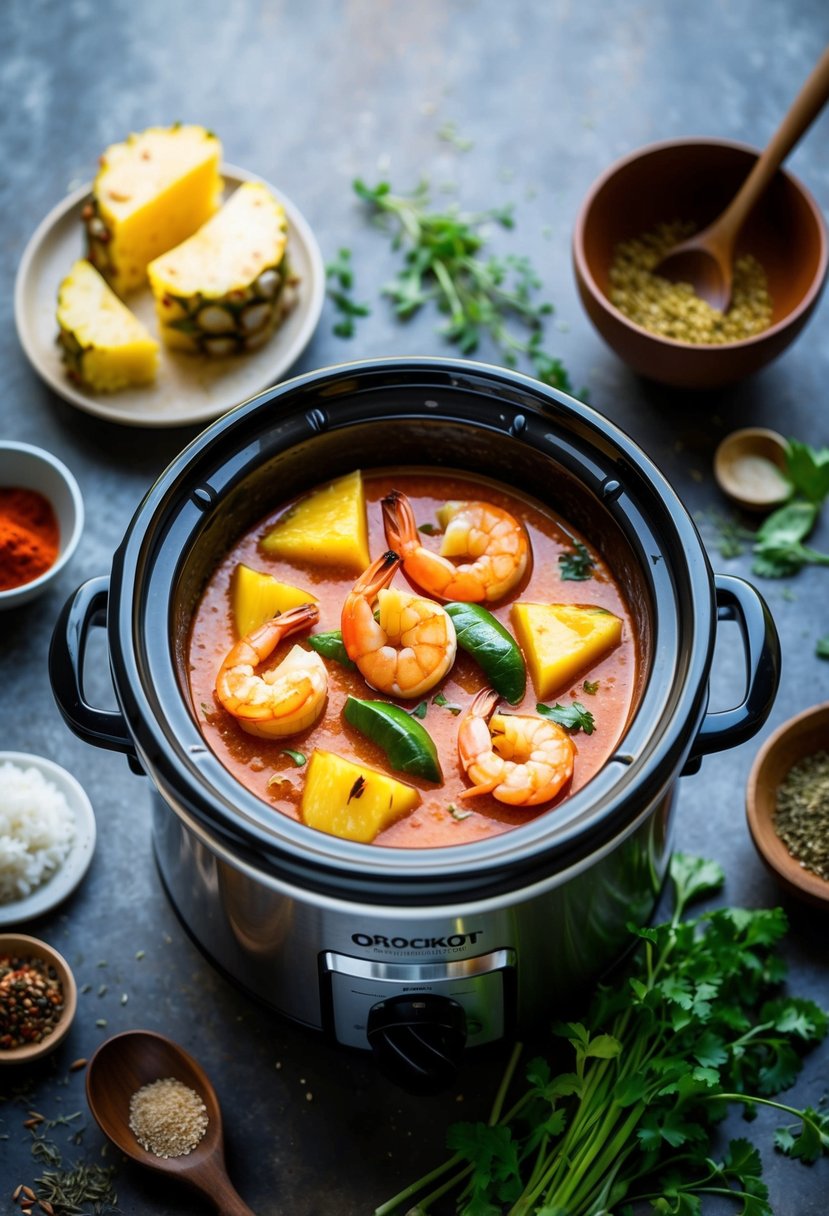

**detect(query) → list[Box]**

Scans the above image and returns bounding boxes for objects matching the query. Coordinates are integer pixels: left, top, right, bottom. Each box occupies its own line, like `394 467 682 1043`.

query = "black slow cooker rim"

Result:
108 357 715 906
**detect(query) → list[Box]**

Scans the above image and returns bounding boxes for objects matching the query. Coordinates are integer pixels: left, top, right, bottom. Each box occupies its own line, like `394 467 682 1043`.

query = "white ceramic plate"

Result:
14 165 325 428
0 752 97 927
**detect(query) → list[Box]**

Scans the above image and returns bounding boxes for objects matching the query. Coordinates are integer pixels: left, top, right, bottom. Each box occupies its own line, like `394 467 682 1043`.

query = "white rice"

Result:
0 761 76 904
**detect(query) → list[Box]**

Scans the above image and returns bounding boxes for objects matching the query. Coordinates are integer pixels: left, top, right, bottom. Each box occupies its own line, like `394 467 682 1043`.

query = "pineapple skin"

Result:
57 259 159 392
84 124 223 297
148 182 294 356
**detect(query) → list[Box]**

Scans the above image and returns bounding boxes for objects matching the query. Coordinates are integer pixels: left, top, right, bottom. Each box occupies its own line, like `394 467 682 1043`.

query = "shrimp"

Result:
341 550 457 699
382 489 530 604
457 688 575 806
215 603 327 739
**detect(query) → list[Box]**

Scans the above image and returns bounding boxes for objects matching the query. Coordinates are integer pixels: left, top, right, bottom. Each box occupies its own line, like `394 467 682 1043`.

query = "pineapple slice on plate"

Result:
147 181 292 356
56 259 159 392
84 124 223 296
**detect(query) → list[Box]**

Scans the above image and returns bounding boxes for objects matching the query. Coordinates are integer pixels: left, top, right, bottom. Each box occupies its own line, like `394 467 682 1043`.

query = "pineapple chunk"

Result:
56 260 159 392
300 750 420 843
230 563 317 638
84 124 223 296
260 471 370 573
510 603 623 700
147 181 290 355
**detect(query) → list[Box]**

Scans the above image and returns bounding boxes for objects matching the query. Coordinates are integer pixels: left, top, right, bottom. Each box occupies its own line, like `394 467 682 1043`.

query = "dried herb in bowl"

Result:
773 750 829 881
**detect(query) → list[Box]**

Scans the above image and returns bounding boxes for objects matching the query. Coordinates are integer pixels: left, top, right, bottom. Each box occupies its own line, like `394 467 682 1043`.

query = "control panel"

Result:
320 948 516 1050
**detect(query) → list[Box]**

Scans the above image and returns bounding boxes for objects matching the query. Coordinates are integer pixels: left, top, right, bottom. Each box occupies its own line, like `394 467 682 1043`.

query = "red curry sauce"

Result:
187 470 638 847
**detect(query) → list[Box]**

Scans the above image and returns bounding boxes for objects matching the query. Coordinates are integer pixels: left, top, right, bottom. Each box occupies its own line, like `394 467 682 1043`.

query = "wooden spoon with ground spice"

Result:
86 1029 257 1215
655 44 829 311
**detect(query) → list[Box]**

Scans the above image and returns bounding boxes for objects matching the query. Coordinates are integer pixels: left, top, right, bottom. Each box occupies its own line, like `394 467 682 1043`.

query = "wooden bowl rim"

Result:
573 136 829 352
713 427 791 510
746 703 829 908
0 932 77 1064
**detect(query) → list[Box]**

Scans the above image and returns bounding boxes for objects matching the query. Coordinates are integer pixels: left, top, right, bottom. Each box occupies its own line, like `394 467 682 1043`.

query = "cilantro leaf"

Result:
537 700 595 734
558 540 595 580
785 438 829 504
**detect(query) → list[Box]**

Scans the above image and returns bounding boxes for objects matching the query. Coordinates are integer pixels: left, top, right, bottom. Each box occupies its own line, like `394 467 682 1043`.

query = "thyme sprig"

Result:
354 178 575 393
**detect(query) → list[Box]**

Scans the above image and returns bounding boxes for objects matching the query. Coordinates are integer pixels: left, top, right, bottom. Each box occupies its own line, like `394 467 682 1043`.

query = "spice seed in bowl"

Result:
0 952 65 1049
773 749 829 880
608 220 773 344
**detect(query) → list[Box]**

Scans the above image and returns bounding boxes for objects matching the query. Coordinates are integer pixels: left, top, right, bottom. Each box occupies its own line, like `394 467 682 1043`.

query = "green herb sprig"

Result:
376 855 829 1216
325 247 371 337
750 440 829 578
353 178 575 393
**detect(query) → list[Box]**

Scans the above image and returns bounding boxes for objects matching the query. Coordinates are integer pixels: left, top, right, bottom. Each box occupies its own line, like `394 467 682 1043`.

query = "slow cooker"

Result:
50 359 779 1092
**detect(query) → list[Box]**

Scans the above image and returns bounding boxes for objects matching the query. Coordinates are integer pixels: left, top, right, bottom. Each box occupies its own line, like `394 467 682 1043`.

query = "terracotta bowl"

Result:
0 932 78 1065
746 703 829 908
573 138 828 389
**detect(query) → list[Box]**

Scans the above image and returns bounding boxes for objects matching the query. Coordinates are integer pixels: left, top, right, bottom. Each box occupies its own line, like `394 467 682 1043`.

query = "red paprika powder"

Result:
0 487 60 591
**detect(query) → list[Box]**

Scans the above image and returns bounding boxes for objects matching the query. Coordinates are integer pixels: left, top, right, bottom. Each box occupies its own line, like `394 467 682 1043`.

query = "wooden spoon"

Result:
655 44 829 311
86 1030 257 1215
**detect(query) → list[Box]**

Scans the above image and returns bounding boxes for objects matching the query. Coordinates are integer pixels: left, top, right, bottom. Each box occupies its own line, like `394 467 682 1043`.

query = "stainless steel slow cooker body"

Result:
50 359 779 1090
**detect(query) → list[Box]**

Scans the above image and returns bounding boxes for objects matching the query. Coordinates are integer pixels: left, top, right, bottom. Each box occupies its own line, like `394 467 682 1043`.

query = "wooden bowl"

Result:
746 703 829 908
713 427 791 512
573 139 828 389
0 933 77 1064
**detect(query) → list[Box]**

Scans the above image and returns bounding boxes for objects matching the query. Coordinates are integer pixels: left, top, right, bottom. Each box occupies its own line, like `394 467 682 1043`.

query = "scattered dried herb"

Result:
774 750 829 880
31 1161 119 1214
353 178 575 393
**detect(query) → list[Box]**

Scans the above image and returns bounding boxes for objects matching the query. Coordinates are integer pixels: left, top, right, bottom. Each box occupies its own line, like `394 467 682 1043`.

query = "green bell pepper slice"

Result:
445 601 526 704
343 695 442 783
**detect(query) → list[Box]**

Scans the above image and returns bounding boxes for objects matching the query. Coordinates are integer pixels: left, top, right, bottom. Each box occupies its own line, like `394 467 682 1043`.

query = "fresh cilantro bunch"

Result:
751 439 829 578
376 855 829 1216
353 178 575 394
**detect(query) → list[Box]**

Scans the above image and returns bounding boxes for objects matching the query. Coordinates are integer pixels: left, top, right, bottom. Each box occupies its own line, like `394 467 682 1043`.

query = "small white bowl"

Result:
0 441 84 609
0 751 97 926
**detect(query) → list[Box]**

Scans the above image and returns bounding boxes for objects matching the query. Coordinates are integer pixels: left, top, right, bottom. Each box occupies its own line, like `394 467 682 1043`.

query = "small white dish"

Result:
0 751 96 926
14 164 325 429
0 441 84 609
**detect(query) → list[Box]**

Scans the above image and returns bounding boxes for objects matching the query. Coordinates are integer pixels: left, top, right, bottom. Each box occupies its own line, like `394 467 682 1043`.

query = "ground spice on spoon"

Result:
129 1077 209 1158
773 750 829 880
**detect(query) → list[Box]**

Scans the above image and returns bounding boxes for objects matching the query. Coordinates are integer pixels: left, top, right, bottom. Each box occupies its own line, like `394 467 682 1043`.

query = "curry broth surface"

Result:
187 470 638 847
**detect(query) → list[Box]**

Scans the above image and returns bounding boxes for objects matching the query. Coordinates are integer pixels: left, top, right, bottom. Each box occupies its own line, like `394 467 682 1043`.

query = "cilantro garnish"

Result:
582 679 599 695
432 691 463 715
353 178 575 393
558 540 595 581
325 247 371 337
537 700 595 735
376 854 829 1216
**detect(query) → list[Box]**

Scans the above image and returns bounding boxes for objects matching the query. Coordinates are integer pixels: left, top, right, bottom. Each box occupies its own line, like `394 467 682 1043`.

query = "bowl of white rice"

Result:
0 752 96 925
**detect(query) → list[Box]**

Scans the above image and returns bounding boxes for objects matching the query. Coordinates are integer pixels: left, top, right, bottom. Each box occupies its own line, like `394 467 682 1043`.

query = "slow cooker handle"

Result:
49 576 136 756
689 573 780 760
